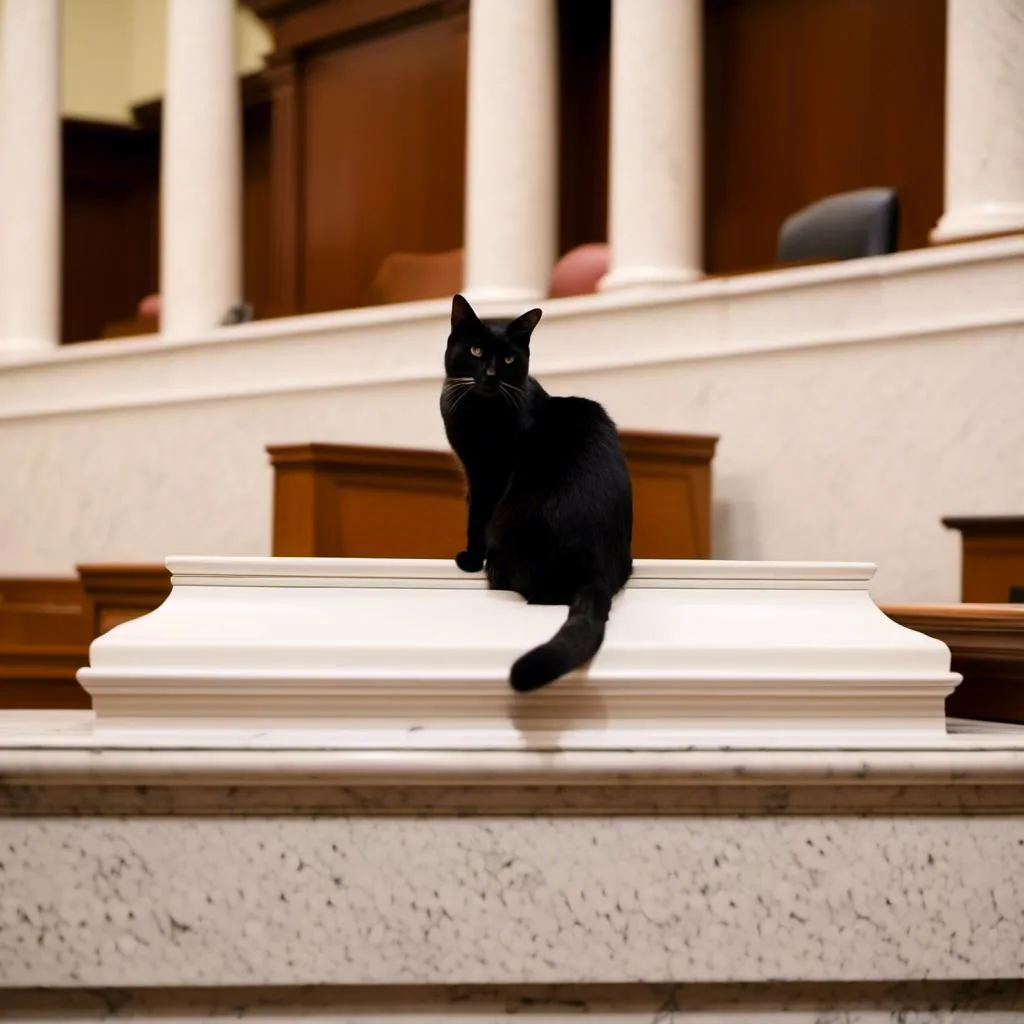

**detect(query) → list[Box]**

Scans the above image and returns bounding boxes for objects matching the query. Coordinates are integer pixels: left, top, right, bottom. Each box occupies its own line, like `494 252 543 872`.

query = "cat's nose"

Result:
485 366 496 376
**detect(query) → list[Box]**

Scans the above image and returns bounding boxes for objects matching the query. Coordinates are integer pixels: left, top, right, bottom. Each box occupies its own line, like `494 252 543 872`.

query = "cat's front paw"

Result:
455 550 485 573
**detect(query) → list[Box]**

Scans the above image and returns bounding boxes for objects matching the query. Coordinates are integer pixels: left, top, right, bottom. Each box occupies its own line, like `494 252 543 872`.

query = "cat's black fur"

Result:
440 293 633 692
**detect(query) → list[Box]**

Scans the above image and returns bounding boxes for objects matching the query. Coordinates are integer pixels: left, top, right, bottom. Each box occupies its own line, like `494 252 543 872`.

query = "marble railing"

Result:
1 556 1023 1020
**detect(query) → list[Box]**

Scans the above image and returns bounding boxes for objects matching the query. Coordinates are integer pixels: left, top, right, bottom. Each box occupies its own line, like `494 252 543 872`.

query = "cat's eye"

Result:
470 345 482 357
504 355 515 364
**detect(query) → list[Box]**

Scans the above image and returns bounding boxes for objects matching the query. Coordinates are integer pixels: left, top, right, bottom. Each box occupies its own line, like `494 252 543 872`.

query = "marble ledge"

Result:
3 712 1024 816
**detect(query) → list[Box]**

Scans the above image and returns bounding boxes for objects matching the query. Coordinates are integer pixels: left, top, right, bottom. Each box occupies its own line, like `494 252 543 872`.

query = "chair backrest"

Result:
776 188 900 262
548 243 609 298
371 249 463 305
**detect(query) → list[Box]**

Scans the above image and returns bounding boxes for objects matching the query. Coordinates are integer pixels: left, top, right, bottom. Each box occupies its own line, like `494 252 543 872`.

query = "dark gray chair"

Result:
776 188 900 262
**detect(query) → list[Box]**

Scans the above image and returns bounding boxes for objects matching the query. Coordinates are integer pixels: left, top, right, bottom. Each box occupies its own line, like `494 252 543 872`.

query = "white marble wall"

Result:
0 296 1021 604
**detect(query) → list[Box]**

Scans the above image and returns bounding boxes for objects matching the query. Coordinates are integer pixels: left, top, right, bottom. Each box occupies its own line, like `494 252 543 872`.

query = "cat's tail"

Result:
509 584 612 693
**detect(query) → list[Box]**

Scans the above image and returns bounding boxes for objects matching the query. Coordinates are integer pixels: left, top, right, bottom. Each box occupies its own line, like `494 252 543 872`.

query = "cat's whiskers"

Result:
442 377 475 413
444 382 475 414
500 382 526 409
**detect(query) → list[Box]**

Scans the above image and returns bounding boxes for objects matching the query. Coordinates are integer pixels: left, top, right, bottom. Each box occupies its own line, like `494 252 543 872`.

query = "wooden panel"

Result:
0 647 90 710
336 485 465 557
77 564 172 637
270 443 466 557
703 0 946 273
243 97 275 318
269 433 717 559
0 577 90 708
885 603 1024 726
622 432 716 559
62 119 159 344
943 517 1024 603
0 578 89 646
265 56 302 313
299 6 468 312
0 566 172 710
557 0 610 255
0 578 85 607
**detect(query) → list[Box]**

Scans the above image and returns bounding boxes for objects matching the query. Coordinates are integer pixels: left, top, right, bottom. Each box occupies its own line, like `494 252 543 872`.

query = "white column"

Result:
0 0 61 356
932 0 1024 242
600 0 702 291
160 0 241 337
462 0 557 304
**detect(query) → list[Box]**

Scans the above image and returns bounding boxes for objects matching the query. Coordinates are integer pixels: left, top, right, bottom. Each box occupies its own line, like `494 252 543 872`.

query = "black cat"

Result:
440 293 633 692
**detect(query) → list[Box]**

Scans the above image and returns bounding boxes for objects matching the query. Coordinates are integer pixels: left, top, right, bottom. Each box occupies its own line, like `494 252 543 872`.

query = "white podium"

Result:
76 556 959 745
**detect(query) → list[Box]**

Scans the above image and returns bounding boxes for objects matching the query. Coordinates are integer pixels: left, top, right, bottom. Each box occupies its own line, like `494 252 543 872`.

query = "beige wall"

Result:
0 0 272 123
128 0 272 110
61 0 133 122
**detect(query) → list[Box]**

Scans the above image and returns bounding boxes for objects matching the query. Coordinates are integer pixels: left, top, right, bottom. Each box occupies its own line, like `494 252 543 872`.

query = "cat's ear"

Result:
451 293 480 332
509 307 542 345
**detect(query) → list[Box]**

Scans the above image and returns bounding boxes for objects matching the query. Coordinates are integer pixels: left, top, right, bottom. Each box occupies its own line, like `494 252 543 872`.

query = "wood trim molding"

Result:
884 603 1024 725
247 0 468 55
943 516 1024 538
620 431 719 464
270 441 463 477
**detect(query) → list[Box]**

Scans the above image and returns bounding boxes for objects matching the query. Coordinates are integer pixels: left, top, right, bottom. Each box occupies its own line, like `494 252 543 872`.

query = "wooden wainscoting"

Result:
248 0 470 315
885 603 1024 726
0 578 91 709
943 516 1024 603
269 432 718 559
703 0 945 272
0 567 172 709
